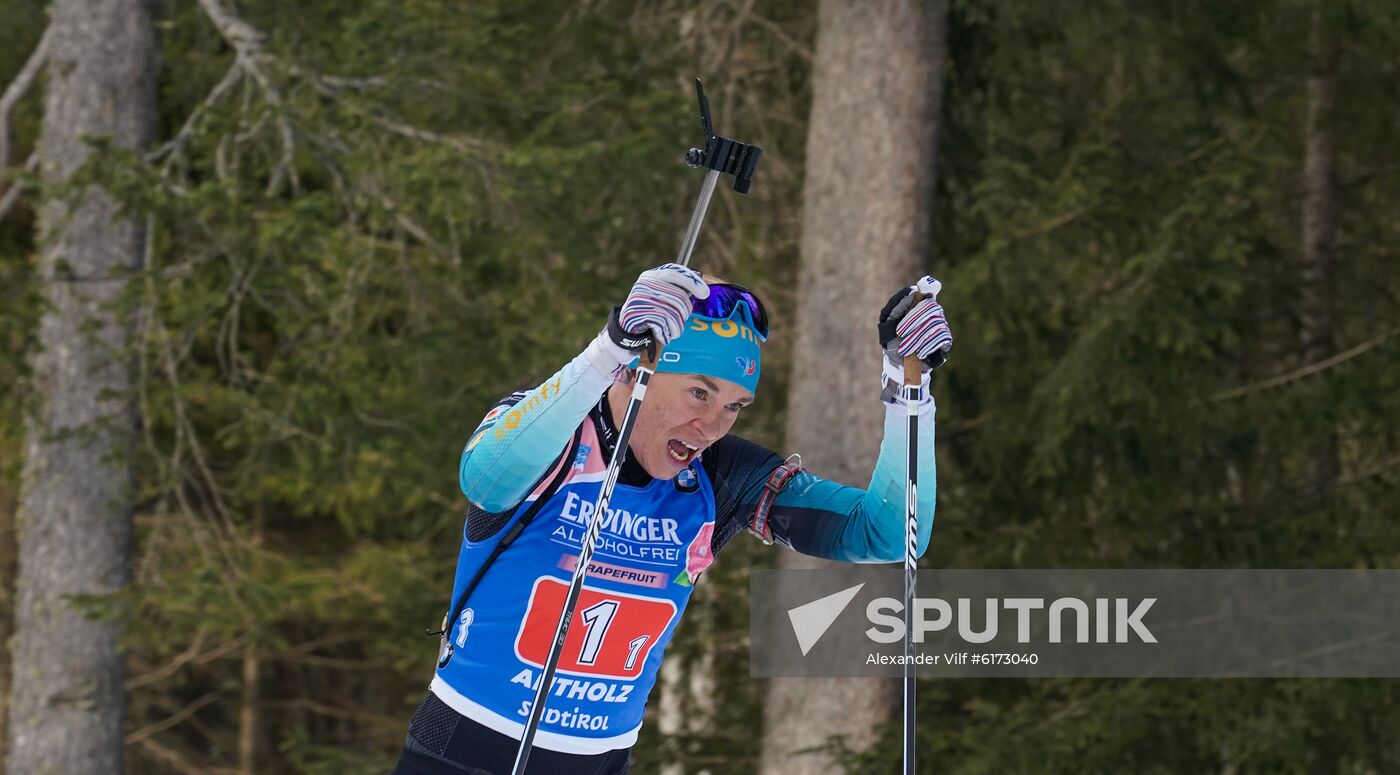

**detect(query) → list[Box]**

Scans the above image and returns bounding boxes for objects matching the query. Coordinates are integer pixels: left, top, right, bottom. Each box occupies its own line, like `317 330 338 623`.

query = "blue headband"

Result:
633 302 764 394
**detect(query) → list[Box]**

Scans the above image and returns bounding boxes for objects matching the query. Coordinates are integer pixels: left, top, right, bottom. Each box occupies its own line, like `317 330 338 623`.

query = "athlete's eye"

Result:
690 387 708 401
725 402 745 413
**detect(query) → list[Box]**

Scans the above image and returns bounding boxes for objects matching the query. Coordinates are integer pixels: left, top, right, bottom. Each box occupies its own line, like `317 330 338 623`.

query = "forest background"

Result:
2 0 1399 773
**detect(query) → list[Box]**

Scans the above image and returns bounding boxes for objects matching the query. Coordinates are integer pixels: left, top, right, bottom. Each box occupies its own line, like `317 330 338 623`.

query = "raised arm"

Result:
457 353 612 512
458 263 711 511
765 392 937 562
710 277 953 564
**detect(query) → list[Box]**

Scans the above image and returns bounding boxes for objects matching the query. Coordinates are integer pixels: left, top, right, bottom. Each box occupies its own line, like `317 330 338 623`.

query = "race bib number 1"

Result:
515 577 676 680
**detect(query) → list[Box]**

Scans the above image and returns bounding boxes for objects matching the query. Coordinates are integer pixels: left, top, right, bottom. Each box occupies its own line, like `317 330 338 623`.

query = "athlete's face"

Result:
612 372 753 480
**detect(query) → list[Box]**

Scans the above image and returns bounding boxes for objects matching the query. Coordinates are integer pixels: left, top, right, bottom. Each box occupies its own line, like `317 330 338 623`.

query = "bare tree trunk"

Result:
238 644 260 775
0 464 16 772
659 580 718 775
1300 7 1337 487
240 513 264 775
760 1 947 773
7 2 156 773
658 656 686 775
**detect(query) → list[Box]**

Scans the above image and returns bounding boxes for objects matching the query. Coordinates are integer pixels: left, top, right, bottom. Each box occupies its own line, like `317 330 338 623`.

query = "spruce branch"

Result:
194 0 494 201
137 225 255 627
264 697 399 724
0 25 52 219
270 652 393 671
362 113 504 156
195 0 298 194
1012 206 1092 241
1205 329 1397 403
724 0 812 62
126 692 222 744
148 62 244 172
0 23 51 168
314 72 387 92
134 737 225 775
127 632 249 690
0 151 37 221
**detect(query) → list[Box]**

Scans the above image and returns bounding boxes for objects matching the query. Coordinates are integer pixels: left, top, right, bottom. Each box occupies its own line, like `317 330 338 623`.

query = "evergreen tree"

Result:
843 1 1400 771
2 1 1396 772
760 1 949 773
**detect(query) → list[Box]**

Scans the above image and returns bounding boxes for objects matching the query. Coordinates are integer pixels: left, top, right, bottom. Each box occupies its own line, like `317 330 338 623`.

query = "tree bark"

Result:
1300 7 1337 487
238 644 260 775
659 580 717 775
658 655 685 775
7 2 156 773
0 461 16 771
759 1 947 773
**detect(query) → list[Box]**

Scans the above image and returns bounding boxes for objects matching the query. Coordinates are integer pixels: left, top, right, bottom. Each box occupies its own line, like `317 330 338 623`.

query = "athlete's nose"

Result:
690 408 724 447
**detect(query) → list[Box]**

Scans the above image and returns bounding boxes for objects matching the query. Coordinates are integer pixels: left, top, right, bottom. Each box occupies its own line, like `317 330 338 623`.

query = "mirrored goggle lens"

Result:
693 283 769 338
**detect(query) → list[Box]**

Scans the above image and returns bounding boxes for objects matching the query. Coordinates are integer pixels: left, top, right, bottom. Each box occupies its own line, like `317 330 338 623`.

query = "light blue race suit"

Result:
428 347 936 757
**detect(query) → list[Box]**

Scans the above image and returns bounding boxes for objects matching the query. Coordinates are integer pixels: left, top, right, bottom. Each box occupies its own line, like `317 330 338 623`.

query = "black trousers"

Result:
391 691 631 775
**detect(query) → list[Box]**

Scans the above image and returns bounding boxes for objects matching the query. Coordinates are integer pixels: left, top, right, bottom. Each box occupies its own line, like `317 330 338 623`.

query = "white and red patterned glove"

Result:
878 276 953 371
587 264 711 376
617 263 709 345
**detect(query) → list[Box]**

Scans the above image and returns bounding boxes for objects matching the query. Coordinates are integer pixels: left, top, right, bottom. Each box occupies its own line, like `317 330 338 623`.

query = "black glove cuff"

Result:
877 286 915 349
606 306 657 361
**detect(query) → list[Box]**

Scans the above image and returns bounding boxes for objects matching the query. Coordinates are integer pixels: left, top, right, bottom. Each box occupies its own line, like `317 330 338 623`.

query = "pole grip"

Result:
903 355 923 386
902 291 930 386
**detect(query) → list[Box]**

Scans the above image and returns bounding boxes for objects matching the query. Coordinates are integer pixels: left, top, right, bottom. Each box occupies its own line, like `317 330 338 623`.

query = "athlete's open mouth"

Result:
666 439 698 463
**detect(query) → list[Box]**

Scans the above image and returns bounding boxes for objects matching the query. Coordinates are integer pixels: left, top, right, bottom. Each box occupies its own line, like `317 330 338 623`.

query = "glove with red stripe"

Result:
588 264 711 375
878 276 953 372
615 263 710 350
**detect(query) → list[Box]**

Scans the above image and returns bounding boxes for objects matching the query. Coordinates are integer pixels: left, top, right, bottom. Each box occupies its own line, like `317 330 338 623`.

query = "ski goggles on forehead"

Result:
694 280 769 339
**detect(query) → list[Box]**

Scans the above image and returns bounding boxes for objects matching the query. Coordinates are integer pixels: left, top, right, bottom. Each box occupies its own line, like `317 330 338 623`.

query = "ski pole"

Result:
511 79 759 775
901 351 923 775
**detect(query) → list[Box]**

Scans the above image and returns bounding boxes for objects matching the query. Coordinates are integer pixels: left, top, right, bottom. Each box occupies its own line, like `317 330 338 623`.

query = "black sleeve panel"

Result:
465 502 517 543
701 434 785 556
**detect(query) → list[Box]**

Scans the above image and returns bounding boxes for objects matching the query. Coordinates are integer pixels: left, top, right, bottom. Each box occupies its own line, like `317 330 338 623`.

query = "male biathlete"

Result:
393 263 953 774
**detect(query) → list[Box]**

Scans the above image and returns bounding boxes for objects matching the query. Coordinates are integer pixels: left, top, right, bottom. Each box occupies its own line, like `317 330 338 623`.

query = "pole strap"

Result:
750 454 803 545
